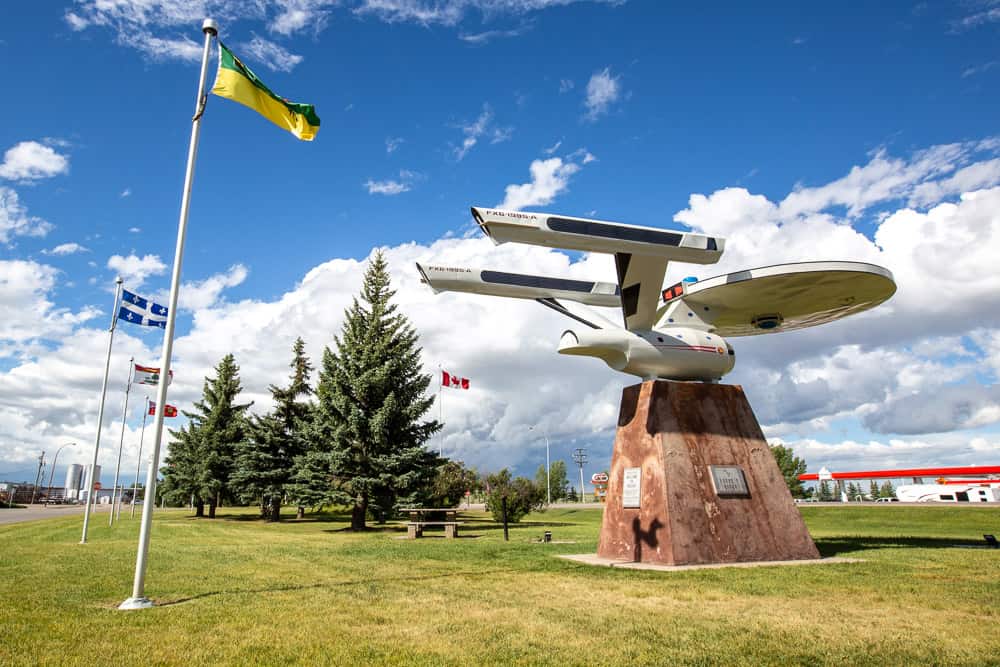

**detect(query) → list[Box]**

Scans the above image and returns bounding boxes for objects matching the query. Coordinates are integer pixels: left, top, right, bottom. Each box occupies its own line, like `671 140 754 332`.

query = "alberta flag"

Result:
118 289 168 329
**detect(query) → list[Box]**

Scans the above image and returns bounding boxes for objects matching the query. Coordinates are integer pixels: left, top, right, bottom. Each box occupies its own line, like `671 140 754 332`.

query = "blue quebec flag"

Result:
118 289 168 328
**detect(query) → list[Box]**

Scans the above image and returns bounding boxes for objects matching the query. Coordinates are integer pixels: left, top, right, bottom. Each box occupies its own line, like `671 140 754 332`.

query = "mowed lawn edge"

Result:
1 505 999 666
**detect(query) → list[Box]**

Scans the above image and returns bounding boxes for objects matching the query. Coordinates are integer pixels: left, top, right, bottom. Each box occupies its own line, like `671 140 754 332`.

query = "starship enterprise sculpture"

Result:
418 207 896 381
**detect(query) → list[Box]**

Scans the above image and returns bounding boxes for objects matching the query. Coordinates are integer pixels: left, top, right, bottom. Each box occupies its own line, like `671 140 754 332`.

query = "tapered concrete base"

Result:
597 381 820 566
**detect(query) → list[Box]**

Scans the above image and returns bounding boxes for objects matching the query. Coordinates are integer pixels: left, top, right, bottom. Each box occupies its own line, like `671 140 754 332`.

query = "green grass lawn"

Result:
2 505 999 666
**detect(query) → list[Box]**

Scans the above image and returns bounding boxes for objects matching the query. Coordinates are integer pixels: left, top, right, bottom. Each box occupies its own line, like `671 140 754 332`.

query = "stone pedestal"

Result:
597 380 820 566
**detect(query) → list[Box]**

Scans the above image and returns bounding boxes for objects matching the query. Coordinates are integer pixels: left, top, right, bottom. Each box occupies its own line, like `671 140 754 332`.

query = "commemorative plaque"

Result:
709 465 750 498
622 467 641 508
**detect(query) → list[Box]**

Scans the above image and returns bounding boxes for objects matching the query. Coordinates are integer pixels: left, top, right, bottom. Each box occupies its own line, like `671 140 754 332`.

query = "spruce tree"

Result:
162 353 251 518
869 480 879 501
315 251 442 529
769 444 808 498
160 421 204 514
231 339 313 521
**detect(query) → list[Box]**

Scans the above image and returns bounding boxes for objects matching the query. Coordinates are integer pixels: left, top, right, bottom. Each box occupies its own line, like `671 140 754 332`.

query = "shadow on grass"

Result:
322 524 409 535
213 509 354 524
816 535 997 556
459 519 578 530
156 567 517 607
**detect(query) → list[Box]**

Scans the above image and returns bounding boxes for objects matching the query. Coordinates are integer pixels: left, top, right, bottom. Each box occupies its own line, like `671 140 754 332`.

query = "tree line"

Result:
158 253 551 528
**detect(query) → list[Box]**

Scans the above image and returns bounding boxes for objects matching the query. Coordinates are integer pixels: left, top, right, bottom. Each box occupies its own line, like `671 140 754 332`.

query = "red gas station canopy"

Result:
798 465 1000 481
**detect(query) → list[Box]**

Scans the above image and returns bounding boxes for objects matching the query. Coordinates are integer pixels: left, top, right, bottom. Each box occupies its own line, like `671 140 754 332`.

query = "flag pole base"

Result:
118 596 155 610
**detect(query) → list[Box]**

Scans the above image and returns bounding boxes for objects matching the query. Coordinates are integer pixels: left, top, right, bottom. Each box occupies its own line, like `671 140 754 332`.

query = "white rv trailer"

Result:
895 483 1000 503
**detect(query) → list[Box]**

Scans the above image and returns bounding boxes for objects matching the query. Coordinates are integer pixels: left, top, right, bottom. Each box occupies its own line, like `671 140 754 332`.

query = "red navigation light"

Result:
662 282 685 303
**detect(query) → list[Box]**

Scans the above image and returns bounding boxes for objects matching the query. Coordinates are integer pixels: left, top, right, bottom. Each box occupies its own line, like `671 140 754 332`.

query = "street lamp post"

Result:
30 452 46 505
530 426 551 505
46 443 76 505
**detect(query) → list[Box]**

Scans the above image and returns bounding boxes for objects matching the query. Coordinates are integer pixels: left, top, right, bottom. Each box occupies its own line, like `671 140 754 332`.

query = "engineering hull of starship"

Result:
418 207 896 381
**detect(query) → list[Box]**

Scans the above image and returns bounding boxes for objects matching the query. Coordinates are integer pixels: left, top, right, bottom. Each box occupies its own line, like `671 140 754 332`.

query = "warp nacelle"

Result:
558 326 735 381
471 207 724 264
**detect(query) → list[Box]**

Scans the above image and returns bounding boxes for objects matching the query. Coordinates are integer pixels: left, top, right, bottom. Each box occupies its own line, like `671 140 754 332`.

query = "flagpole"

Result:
438 364 443 457
119 17 217 611
130 396 149 519
109 357 134 526
80 276 123 544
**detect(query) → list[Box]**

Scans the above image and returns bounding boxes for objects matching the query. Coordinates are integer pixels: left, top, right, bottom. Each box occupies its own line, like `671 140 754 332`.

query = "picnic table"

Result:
399 507 461 538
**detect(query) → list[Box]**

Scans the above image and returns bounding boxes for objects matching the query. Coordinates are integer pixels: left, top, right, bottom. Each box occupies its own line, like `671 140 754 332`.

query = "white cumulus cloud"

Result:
3 138 1000 480
497 155 588 211
0 141 70 182
43 243 89 256
239 35 305 72
107 253 168 287
452 105 512 161
583 67 621 121
0 187 53 244
364 170 420 195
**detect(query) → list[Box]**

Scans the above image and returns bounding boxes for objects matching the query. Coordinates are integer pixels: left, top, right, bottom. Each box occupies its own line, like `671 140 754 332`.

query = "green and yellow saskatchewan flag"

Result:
211 42 320 141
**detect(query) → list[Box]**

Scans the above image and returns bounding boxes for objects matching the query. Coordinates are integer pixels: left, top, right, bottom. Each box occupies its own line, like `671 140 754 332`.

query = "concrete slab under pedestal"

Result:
597 380 821 566
559 554 861 572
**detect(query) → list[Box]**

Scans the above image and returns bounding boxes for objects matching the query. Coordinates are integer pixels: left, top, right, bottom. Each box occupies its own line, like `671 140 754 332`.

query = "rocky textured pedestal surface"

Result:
597 380 820 566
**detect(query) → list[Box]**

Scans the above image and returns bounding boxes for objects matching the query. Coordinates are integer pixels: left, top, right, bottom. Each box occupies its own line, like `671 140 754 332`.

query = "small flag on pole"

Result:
133 363 173 387
118 289 168 329
210 42 320 141
442 371 470 390
148 401 178 418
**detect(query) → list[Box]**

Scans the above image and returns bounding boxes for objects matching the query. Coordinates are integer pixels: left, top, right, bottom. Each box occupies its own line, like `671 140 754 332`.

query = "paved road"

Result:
0 503 110 526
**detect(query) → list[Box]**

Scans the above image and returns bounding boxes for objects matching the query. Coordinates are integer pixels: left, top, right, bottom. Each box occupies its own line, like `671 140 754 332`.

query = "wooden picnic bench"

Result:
399 508 461 538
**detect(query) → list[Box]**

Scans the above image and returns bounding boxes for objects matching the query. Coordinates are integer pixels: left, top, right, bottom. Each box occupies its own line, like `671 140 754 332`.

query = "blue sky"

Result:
1 1 999 486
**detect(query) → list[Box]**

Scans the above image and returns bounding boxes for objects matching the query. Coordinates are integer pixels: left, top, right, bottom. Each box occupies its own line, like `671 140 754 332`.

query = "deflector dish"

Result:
663 261 896 337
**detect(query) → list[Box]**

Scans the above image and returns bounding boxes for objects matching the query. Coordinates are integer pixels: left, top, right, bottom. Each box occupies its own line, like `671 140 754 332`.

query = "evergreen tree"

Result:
161 354 251 518
846 482 859 501
879 480 896 499
160 421 204 514
769 444 808 498
314 251 442 529
869 480 879 501
287 449 335 512
231 339 313 521
818 480 833 501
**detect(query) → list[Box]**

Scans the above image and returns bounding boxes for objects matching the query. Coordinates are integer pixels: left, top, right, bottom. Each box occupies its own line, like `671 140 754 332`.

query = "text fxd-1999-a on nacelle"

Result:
557 326 735 381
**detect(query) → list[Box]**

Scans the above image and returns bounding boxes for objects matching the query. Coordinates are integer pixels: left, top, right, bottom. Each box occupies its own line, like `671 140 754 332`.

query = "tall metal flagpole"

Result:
438 364 443 456
130 396 149 519
119 18 217 610
81 277 123 543
109 357 134 526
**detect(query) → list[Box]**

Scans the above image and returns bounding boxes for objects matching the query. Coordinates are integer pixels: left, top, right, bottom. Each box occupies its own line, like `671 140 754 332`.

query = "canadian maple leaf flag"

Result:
442 370 470 389
148 401 178 418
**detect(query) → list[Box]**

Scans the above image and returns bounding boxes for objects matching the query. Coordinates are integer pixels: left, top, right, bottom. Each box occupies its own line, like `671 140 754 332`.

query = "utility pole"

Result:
572 448 588 503
31 452 46 504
